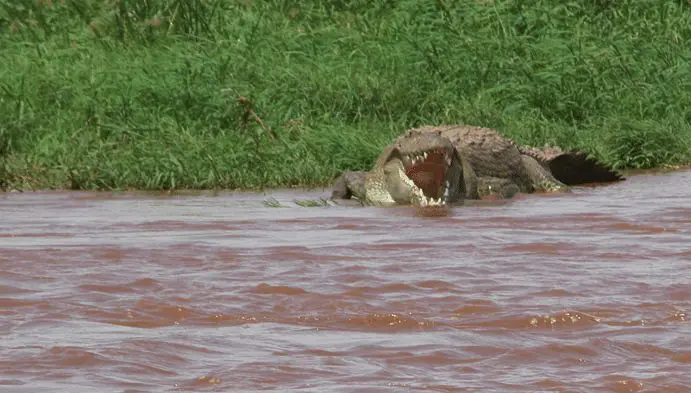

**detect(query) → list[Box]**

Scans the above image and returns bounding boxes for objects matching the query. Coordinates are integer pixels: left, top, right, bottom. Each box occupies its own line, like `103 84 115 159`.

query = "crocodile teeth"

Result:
400 153 454 206
420 196 444 206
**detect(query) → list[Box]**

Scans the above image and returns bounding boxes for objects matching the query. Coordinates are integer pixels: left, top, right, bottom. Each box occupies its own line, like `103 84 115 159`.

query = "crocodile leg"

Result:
476 176 521 199
331 171 368 201
520 155 570 193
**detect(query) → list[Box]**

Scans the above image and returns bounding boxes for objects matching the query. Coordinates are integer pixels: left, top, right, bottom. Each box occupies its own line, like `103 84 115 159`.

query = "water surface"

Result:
1 169 690 392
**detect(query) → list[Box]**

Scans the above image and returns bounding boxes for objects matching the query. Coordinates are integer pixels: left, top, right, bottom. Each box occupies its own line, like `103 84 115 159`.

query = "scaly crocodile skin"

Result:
331 124 624 206
402 125 542 193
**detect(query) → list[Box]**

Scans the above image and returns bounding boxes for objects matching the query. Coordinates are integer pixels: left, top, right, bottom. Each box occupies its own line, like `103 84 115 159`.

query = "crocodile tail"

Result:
517 146 625 186
547 151 625 185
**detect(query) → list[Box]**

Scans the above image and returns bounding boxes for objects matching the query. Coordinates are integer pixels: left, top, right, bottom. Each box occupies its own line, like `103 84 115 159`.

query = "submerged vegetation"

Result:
1 0 690 191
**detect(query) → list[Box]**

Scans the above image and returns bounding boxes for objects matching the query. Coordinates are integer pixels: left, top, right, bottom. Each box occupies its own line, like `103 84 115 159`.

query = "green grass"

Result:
1 0 690 191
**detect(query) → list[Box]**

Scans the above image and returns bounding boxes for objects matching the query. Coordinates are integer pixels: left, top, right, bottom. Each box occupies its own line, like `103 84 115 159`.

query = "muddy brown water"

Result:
1 170 690 393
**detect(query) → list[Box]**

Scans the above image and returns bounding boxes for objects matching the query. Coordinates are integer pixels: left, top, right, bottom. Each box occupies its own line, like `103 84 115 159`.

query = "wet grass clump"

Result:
1 0 690 191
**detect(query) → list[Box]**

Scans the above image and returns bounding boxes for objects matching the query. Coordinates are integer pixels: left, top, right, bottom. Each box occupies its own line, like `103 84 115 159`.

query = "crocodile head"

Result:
372 132 465 206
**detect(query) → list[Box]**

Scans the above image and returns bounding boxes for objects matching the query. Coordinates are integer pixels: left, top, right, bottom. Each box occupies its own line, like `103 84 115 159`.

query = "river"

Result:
1 169 690 393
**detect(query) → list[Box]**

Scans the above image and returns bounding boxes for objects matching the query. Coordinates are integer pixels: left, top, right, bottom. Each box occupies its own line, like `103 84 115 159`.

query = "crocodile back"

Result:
404 125 533 192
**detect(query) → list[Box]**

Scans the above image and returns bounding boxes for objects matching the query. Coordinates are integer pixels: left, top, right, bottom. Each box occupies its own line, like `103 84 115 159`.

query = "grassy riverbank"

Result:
1 1 690 191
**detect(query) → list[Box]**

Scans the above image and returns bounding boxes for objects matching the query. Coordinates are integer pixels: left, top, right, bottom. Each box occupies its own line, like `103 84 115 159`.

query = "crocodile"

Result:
331 124 624 206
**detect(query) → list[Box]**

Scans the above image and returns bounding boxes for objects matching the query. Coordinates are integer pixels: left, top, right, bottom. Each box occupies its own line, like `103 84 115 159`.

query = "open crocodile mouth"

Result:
401 148 453 206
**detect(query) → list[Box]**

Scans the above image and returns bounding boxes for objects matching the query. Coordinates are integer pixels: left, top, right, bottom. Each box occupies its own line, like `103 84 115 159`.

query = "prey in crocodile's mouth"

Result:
402 148 453 206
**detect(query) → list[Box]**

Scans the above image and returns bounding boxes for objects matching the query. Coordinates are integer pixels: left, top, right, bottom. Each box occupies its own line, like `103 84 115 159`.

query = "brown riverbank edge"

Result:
2 164 690 195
